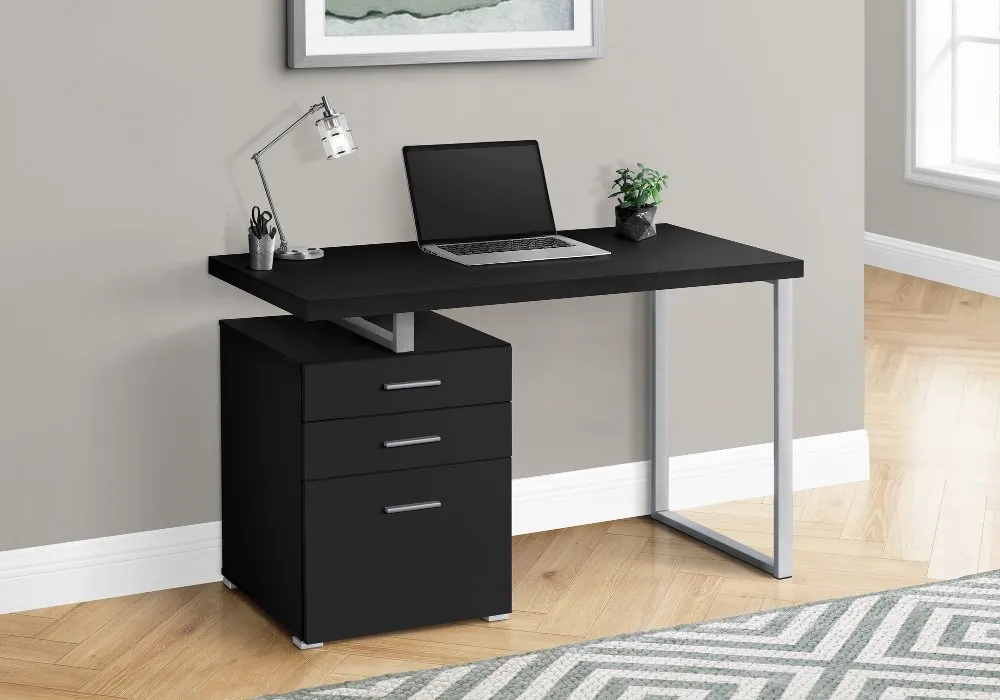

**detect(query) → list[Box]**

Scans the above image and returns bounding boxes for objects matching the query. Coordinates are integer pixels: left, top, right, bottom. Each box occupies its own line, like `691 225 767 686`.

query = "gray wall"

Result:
0 0 864 551
868 0 1000 260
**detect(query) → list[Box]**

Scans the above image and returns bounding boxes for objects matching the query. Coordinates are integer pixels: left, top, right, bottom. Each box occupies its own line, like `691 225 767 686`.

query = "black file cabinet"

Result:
219 312 513 647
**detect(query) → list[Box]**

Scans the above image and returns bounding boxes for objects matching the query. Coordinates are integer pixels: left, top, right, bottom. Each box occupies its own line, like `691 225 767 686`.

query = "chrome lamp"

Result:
251 96 357 261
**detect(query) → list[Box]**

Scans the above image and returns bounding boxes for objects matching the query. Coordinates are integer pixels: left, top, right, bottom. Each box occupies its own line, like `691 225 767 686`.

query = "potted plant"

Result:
609 163 670 242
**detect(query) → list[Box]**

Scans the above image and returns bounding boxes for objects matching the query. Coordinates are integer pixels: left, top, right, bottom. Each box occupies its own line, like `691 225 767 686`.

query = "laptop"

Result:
403 141 611 266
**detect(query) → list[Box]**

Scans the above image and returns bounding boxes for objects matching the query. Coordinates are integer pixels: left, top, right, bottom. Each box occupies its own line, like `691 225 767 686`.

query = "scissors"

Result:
249 206 274 239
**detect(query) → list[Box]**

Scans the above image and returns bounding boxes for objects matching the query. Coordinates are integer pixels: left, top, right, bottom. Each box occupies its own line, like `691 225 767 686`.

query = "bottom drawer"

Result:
302 459 512 644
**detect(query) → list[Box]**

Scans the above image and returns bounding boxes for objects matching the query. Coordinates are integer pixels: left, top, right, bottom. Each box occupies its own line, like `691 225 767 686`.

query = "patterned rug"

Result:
260 571 1000 700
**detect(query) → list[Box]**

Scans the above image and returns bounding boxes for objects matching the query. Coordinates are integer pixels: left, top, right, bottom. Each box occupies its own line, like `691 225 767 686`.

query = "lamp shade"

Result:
316 112 357 159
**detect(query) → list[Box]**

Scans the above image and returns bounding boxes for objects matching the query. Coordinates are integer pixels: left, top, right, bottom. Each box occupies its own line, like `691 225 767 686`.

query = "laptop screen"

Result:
403 141 557 245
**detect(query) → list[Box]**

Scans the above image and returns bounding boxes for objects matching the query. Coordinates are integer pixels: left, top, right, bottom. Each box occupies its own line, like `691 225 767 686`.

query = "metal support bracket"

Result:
649 279 793 579
333 312 415 353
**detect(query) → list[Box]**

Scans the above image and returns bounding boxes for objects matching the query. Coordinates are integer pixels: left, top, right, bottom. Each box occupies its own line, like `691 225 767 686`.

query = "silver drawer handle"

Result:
382 435 441 449
384 501 442 515
383 380 442 391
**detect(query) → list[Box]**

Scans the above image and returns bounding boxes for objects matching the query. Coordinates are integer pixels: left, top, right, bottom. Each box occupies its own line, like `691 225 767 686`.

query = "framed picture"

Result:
287 0 604 68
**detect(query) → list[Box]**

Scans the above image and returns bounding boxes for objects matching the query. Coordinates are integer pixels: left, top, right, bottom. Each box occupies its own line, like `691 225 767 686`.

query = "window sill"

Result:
906 163 1000 200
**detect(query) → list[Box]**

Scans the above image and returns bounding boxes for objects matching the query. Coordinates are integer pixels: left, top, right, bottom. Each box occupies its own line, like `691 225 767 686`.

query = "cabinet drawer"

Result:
302 345 511 421
303 403 511 480
302 459 511 644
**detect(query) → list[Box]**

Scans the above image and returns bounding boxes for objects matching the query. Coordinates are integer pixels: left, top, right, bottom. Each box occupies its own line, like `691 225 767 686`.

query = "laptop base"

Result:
421 235 610 266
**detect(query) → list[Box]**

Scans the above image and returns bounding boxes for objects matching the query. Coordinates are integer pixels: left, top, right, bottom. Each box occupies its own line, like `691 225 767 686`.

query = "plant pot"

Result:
615 205 657 242
249 233 276 271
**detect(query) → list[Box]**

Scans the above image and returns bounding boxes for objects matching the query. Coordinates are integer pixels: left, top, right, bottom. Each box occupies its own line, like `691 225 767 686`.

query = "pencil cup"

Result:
249 234 276 271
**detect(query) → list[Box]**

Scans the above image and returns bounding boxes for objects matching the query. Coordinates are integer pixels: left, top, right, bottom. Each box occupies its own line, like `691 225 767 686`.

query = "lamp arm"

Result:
252 156 289 253
251 102 326 160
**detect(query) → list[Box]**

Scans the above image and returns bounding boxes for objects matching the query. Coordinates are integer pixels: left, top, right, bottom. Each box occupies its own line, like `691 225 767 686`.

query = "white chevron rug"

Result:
259 571 1000 700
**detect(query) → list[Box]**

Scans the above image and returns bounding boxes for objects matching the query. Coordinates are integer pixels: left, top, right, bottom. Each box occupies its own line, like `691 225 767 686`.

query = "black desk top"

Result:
208 224 803 321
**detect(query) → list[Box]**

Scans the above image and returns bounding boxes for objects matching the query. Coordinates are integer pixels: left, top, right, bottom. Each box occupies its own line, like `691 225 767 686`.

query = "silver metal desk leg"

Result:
772 278 794 579
651 290 670 516
649 281 793 580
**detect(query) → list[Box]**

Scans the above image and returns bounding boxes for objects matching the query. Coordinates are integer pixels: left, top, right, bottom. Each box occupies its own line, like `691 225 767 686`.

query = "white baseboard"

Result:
512 429 869 535
0 429 868 615
0 522 221 616
865 231 1000 297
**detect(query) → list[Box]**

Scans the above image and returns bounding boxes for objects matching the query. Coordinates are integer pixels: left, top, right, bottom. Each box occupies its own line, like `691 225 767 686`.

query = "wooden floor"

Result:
4 266 1000 699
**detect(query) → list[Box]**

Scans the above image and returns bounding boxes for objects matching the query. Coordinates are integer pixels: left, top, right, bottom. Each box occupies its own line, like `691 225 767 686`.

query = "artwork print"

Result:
324 0 575 37
288 0 602 68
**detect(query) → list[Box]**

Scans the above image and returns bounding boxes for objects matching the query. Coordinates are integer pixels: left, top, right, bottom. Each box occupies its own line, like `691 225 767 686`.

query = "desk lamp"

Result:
251 96 357 261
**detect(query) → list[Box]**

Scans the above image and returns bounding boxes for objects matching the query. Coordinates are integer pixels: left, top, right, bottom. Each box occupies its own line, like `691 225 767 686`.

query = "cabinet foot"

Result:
221 577 237 591
482 614 510 622
292 636 324 650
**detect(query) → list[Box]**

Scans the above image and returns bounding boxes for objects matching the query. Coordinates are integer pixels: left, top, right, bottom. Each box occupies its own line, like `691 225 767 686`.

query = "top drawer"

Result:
303 345 511 421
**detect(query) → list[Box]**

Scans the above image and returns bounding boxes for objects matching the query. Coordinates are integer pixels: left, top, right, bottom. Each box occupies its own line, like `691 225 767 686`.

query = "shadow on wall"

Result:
90 265 227 532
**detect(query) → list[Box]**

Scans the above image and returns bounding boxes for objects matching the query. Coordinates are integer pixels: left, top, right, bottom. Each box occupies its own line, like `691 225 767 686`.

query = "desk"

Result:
210 223 804 579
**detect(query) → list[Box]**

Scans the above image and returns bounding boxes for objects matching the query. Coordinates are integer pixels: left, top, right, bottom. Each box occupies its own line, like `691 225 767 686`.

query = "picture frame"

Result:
287 0 604 68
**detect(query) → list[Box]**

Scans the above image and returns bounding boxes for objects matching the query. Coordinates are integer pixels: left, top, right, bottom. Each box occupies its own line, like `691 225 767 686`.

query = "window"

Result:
909 0 1000 197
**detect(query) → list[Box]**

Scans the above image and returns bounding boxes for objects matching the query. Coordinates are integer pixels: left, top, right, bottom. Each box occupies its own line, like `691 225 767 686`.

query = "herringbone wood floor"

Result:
3 266 1000 699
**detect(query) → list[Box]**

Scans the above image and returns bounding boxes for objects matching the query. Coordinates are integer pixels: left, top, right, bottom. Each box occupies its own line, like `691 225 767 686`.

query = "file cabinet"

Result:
219 312 512 648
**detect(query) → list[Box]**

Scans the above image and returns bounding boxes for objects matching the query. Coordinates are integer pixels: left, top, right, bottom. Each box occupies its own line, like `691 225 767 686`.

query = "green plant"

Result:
609 163 670 210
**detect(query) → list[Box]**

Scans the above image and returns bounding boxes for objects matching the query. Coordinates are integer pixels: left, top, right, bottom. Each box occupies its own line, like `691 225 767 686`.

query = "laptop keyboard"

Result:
437 237 572 256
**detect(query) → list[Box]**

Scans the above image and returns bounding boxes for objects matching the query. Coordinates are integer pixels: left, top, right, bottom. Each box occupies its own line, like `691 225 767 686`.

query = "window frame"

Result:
906 0 1000 198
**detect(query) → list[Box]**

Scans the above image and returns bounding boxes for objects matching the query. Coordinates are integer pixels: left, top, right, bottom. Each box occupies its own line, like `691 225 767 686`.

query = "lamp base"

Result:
275 245 325 261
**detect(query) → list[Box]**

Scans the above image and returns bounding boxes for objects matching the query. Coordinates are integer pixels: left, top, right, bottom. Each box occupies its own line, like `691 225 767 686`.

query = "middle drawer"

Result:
303 403 512 480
